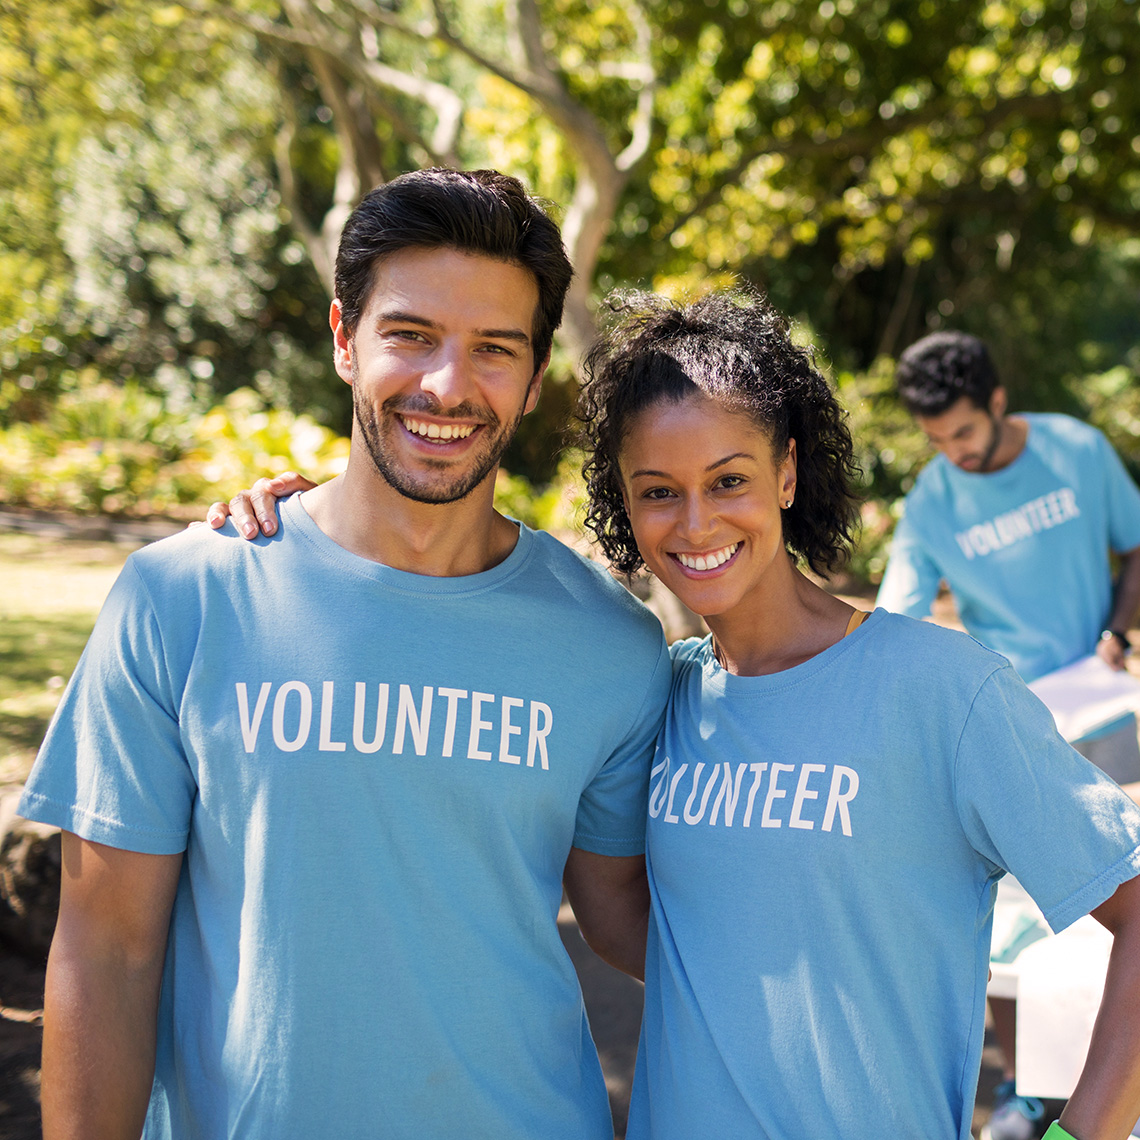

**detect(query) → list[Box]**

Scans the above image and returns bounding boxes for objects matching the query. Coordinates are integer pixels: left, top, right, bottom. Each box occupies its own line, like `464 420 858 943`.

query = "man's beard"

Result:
353 383 528 505
975 413 1003 472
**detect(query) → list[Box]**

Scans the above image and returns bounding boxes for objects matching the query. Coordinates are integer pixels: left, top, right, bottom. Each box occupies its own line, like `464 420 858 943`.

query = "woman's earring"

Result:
784 500 793 509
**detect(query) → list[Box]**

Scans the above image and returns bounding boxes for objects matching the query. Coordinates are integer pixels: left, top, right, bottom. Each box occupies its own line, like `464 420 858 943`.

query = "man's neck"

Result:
984 413 1030 473
301 465 519 578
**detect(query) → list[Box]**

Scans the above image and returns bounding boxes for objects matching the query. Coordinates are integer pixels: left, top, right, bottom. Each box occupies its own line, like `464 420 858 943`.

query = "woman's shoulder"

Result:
867 609 1013 681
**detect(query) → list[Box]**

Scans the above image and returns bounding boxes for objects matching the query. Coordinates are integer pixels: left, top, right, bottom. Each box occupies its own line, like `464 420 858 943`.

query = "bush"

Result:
494 449 588 537
1067 366 1140 481
835 358 931 583
0 378 347 517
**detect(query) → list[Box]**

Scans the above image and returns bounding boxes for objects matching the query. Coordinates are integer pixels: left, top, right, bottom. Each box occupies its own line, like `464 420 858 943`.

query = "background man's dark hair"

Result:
334 168 573 373
577 287 861 577
895 330 1000 416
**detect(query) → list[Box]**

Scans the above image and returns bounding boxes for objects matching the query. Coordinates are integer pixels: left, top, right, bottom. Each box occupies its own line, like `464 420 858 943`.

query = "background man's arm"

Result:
874 514 943 619
1098 544 1140 670
563 848 649 982
43 833 183 1140
1057 872 1140 1139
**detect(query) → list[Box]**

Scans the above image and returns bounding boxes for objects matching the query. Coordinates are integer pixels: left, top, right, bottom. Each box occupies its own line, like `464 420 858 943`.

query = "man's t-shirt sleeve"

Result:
571 635 672 857
18 559 196 854
1097 430 1140 555
876 511 942 619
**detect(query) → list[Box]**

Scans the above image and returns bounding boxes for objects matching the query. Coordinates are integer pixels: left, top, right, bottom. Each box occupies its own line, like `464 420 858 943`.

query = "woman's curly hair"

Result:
577 287 862 577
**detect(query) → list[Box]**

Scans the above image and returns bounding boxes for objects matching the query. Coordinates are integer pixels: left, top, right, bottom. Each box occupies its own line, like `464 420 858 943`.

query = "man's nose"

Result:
419 346 475 409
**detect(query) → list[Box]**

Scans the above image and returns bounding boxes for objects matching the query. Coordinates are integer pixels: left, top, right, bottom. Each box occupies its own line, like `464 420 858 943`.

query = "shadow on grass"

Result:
0 614 95 758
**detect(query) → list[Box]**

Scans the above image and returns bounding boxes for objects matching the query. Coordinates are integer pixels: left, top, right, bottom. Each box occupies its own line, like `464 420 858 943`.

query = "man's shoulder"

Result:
1025 411 1104 452
122 517 307 619
524 529 665 636
128 519 275 578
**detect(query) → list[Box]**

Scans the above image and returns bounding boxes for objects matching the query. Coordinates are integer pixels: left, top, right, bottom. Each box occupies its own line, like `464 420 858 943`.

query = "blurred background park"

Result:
1 0 1139 1131
3 0 1140 579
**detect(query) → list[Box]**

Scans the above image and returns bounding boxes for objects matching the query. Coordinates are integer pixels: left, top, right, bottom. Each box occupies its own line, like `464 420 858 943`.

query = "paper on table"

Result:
1014 916 1112 1098
1027 654 1140 742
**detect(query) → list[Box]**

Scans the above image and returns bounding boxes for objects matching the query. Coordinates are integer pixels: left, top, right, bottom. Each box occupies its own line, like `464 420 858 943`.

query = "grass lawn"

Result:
0 531 149 787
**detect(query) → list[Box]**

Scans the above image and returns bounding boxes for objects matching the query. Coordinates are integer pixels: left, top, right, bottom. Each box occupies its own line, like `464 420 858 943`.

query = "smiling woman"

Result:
574 287 1140 1140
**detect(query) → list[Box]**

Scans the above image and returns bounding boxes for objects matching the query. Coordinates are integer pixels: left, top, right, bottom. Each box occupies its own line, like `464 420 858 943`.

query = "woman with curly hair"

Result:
210 287 1140 1140
578 287 1140 1140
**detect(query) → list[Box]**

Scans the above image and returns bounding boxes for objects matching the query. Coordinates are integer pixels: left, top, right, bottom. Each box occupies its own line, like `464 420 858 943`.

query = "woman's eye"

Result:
718 475 745 489
643 487 674 501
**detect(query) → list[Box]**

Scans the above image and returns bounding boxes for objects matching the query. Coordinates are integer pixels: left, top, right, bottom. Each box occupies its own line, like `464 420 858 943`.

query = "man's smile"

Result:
397 414 479 442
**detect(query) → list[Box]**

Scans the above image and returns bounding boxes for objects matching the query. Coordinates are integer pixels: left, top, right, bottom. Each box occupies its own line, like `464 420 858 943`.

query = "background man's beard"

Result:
976 414 1003 472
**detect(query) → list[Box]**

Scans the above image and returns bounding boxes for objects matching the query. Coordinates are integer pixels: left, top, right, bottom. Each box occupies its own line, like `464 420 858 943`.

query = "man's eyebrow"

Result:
376 310 531 345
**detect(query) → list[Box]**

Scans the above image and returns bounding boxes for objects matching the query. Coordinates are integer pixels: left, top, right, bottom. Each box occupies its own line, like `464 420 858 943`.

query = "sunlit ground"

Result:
0 532 145 786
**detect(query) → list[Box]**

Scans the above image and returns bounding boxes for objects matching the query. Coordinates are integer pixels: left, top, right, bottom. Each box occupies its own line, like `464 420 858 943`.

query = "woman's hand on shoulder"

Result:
204 471 316 539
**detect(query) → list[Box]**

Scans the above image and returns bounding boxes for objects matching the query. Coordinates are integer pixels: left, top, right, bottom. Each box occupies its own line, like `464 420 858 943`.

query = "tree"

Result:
0 0 342 428
193 0 1140 394
200 0 657 367
5 0 1138 443
641 0 1140 387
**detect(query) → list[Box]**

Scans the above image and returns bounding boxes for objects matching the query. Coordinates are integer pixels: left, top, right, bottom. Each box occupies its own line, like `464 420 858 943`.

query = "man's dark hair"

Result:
895 330 999 416
334 168 573 372
577 288 862 577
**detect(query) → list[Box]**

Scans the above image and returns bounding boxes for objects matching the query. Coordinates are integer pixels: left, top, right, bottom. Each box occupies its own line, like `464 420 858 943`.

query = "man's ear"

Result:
330 299 354 385
989 386 1008 419
523 351 551 415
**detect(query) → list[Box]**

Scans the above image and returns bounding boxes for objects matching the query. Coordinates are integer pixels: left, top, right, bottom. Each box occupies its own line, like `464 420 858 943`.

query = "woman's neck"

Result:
706 565 857 677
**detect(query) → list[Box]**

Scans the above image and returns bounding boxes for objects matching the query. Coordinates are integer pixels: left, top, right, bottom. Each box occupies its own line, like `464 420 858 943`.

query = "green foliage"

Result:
0 612 94 775
836 358 931 583
837 357 931 503
175 388 349 505
0 0 343 429
0 379 347 517
493 449 588 535
1066 363 1140 477
631 0 1140 393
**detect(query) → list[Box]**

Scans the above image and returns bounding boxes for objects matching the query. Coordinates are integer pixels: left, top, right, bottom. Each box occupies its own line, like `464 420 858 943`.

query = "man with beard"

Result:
876 328 1140 1140
20 169 671 1140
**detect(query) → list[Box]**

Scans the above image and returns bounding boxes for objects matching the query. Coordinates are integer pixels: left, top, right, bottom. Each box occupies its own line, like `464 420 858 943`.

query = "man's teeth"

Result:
677 544 739 571
401 416 476 441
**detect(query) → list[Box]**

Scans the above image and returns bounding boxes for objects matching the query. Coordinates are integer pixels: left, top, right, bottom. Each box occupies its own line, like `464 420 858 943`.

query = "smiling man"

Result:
20 169 671 1140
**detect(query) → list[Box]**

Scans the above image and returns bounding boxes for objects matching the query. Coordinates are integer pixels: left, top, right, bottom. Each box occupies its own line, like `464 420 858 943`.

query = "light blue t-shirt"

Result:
877 414 1140 681
628 610 1140 1140
21 493 672 1140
